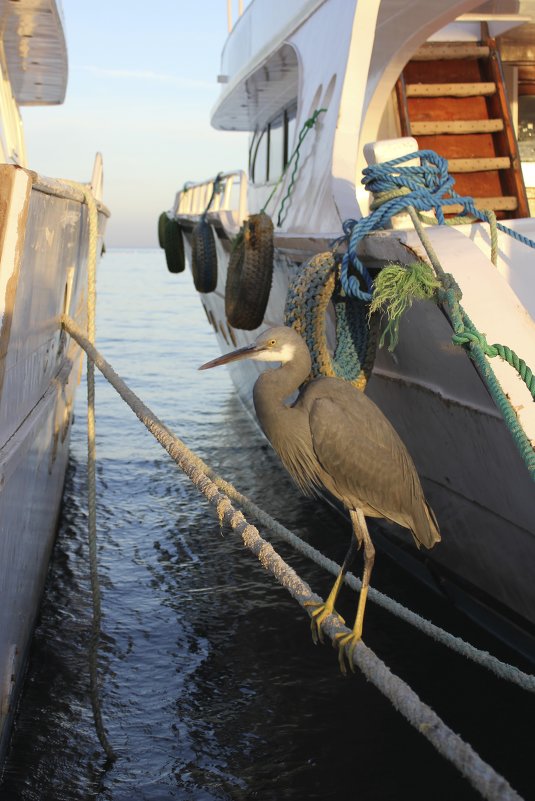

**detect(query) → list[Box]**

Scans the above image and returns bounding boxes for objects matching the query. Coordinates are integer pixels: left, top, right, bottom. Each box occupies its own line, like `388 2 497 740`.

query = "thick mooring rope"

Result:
62 314 529 800
63 181 116 762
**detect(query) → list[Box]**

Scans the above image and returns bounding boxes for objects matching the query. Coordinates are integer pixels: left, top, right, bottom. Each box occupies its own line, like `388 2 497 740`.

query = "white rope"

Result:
192 471 535 693
62 302 535 693
61 315 526 801
62 181 116 762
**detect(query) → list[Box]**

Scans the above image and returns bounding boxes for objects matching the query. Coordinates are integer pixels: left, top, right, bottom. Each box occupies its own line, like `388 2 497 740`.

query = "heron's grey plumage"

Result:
249 327 440 549
200 324 440 656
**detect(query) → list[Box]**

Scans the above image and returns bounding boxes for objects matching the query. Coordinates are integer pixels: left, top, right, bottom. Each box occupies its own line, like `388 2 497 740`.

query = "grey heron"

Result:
200 325 440 670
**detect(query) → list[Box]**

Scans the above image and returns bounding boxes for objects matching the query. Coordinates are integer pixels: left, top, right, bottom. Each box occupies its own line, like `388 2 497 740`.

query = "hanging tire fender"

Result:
157 211 168 248
225 212 274 330
191 218 218 293
163 217 186 274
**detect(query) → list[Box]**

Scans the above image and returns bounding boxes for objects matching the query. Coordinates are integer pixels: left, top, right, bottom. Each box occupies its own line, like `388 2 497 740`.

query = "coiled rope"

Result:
62 312 532 800
341 148 535 300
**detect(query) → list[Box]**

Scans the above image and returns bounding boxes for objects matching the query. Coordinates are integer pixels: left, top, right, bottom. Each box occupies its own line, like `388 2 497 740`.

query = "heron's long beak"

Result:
198 343 263 370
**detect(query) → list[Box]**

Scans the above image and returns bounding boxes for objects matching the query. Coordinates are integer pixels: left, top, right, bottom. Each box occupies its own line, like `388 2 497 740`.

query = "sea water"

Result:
0 250 533 801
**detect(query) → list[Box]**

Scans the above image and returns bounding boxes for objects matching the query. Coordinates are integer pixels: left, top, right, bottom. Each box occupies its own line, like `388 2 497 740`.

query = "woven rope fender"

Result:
191 217 217 292
225 212 274 330
284 251 377 390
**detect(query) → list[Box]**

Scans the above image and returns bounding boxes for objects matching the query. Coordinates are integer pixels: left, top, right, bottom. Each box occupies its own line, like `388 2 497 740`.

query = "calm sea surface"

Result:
0 249 534 801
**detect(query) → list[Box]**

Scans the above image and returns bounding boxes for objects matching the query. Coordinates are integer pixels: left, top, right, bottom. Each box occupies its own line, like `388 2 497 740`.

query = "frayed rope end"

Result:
369 261 440 351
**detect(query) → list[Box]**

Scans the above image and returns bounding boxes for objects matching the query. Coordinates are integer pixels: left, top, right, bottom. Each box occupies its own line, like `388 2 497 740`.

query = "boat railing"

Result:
174 170 247 226
226 0 244 32
90 152 104 202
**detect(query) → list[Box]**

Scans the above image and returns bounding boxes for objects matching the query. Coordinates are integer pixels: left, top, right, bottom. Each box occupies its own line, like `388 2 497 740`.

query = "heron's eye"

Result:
269 339 276 346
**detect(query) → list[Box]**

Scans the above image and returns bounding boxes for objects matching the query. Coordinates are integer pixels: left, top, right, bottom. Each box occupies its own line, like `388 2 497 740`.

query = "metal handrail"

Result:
174 170 247 224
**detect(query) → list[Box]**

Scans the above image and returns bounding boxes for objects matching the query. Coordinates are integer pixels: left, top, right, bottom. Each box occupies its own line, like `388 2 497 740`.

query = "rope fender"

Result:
284 251 377 390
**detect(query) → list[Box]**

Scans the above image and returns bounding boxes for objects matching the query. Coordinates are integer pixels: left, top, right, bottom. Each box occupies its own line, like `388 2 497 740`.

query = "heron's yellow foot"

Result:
334 630 362 675
304 600 345 645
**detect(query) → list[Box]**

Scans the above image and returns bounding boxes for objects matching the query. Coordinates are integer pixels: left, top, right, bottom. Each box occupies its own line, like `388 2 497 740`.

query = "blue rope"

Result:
340 149 535 300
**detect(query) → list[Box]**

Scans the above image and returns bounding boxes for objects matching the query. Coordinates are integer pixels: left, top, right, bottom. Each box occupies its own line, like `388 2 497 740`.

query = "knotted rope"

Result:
61 313 531 800
341 149 535 300
407 207 535 479
347 150 535 479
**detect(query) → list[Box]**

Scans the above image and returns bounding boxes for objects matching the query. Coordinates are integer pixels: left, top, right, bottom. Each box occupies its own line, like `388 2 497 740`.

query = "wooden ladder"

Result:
396 38 529 219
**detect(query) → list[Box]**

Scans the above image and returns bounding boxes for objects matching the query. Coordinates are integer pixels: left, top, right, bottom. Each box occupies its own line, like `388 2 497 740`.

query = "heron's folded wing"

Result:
308 395 420 523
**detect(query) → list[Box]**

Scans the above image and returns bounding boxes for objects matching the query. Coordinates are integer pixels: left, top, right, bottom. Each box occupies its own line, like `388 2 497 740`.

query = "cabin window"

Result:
252 128 268 183
517 66 535 162
518 96 535 161
267 114 284 181
285 105 297 165
248 130 259 175
251 103 298 184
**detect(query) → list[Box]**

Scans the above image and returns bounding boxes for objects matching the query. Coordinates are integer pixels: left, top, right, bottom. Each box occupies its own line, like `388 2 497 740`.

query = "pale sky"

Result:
21 1 248 248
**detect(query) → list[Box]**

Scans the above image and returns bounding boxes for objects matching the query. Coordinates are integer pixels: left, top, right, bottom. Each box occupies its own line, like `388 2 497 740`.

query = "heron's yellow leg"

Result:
304 540 356 644
335 509 375 674
304 570 346 644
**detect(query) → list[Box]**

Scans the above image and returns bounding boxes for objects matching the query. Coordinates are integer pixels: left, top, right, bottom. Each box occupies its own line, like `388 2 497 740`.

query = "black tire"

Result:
164 218 185 273
191 219 218 293
157 211 168 248
225 212 273 330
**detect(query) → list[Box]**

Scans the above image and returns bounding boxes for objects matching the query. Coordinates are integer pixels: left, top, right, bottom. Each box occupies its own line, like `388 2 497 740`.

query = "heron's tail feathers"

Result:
410 501 441 550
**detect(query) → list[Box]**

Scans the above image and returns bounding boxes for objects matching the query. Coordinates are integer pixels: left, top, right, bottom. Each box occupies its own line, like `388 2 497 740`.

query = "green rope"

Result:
371 187 499 265
405 207 535 479
359 167 535 477
451 330 535 397
363 181 535 477
261 108 327 225
369 260 440 350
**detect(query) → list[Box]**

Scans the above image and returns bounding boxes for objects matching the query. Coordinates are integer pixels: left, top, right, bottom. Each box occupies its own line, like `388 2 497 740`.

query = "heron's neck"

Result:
253 355 310 438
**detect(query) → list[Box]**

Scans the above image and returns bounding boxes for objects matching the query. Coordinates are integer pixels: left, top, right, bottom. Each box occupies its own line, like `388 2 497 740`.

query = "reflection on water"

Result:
1 251 534 801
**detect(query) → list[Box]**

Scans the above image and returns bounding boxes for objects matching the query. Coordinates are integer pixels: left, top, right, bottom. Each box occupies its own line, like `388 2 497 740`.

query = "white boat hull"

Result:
0 166 107 766
184 222 535 660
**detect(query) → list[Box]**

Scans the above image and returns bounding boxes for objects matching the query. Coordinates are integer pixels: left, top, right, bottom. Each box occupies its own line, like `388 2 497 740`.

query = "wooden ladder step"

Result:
412 43 490 60
411 119 504 135
443 196 518 214
406 82 496 98
447 157 511 172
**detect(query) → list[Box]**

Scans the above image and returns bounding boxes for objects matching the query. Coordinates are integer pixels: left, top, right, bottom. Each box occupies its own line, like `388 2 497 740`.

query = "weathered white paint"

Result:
0 168 108 764
0 0 67 106
0 0 107 769
0 168 31 336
